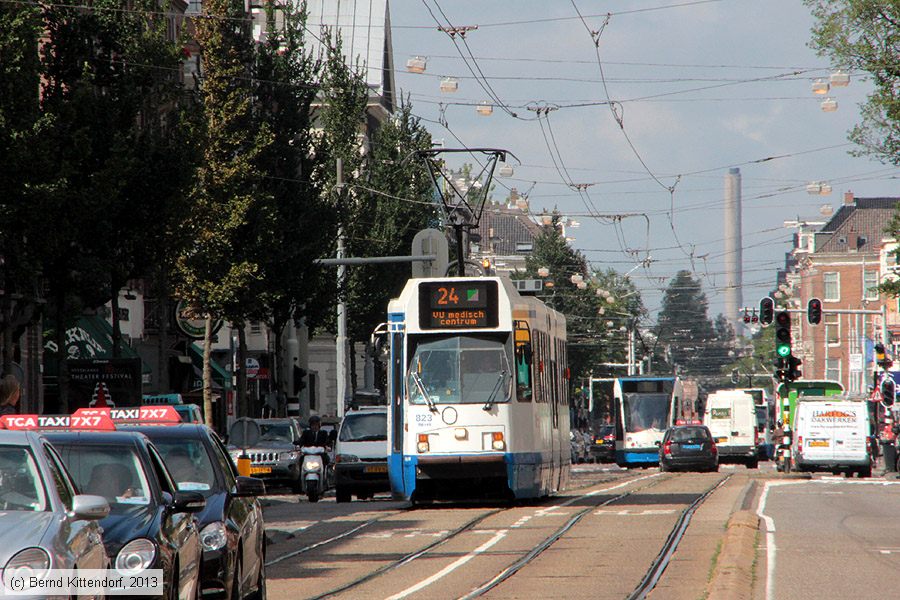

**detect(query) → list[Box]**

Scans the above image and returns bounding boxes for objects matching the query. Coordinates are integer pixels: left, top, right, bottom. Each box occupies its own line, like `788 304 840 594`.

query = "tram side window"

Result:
515 341 533 402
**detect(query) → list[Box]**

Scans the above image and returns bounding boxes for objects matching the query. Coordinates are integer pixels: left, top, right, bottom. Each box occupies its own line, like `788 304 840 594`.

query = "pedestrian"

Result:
0 375 21 416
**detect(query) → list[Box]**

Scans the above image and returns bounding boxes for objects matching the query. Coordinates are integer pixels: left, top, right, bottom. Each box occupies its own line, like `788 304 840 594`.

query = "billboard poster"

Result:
67 359 142 409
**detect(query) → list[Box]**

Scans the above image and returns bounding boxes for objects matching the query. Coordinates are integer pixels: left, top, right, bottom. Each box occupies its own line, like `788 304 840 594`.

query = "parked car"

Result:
334 406 389 503
591 425 616 463
124 422 267 600
173 404 204 424
43 429 205 600
0 429 110 593
228 418 305 493
659 425 718 472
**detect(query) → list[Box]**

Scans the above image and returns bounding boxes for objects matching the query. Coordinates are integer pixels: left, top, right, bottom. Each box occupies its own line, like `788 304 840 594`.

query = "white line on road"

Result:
384 529 508 600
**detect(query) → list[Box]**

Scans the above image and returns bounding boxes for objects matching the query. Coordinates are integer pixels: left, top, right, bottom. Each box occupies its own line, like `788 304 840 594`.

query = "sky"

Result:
380 0 897 326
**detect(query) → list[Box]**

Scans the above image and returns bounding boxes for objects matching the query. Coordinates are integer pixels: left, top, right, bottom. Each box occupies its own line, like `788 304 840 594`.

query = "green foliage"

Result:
520 213 645 379
655 270 732 376
180 0 274 319
345 100 438 343
806 1 900 165
722 325 775 390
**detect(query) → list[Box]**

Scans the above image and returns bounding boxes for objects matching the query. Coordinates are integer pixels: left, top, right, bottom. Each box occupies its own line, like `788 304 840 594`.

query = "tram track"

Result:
458 472 730 600
264 467 635 568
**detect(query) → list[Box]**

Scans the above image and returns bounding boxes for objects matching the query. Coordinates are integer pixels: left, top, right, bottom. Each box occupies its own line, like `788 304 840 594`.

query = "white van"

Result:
792 398 873 477
333 406 389 503
703 390 758 468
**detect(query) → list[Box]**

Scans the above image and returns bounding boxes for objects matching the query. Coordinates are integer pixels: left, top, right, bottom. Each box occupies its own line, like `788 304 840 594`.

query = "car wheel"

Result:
747 458 759 470
336 488 351 503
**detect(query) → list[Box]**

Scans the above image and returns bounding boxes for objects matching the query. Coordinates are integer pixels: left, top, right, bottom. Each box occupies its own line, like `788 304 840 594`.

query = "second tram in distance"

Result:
386 276 570 502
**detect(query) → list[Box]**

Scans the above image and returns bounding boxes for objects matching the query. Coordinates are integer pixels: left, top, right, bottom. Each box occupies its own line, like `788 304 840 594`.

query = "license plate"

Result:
716 437 728 443
809 440 829 447
683 444 702 450
250 466 272 474
364 465 388 473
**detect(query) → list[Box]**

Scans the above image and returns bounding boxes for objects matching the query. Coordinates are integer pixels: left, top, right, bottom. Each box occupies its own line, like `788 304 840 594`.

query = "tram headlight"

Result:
417 434 429 453
491 432 505 451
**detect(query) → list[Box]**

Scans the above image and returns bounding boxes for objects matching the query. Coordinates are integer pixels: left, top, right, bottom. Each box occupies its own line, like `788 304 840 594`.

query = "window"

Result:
824 313 840 345
43 444 75 510
864 270 879 301
825 358 841 382
823 272 840 301
250 321 262 335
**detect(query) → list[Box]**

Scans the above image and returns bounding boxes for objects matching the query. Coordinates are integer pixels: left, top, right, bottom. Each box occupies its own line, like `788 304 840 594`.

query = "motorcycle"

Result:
775 434 792 473
300 446 328 502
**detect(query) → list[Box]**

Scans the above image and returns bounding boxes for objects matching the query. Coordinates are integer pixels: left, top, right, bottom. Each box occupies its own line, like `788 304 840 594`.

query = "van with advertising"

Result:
792 397 873 477
702 390 758 468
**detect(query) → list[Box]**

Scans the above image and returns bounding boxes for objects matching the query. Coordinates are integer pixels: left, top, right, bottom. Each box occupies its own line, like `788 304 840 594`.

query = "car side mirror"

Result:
70 494 110 521
171 491 206 513
234 476 266 497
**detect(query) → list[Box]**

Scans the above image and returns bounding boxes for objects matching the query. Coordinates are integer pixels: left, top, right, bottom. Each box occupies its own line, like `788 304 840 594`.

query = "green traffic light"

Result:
777 344 791 357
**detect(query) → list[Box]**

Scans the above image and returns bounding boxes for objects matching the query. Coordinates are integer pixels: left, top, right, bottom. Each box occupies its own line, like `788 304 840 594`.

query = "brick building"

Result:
790 192 898 393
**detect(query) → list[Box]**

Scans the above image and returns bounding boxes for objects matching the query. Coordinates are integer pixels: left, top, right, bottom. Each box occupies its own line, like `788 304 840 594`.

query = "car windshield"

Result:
54 444 152 508
258 423 292 443
407 335 512 405
670 428 709 442
340 413 387 442
151 439 218 494
0 446 47 512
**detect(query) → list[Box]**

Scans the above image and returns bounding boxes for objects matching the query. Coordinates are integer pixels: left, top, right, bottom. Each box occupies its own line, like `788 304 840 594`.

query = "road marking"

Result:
593 509 676 516
757 480 806 600
384 529 508 600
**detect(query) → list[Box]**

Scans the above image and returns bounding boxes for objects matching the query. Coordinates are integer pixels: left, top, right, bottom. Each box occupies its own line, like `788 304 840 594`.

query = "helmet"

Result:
308 415 321 425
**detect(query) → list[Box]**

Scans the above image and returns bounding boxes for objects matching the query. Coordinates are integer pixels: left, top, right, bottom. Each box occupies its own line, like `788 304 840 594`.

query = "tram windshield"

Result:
622 393 670 433
407 335 512 405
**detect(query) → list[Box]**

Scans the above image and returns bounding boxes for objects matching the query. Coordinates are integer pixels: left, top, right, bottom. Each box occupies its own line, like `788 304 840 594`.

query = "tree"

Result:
183 0 273 419
520 214 644 379
655 270 719 376
344 100 437 385
806 1 900 165
0 0 44 376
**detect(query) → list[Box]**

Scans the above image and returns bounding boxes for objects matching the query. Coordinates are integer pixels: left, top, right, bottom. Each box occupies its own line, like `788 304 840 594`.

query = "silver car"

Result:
0 430 110 594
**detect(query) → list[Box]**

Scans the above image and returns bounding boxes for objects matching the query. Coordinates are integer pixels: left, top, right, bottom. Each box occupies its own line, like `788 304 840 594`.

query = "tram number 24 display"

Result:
419 281 499 330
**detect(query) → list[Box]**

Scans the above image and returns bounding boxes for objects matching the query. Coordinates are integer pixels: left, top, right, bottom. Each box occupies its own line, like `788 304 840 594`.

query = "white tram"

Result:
613 376 684 468
386 276 569 502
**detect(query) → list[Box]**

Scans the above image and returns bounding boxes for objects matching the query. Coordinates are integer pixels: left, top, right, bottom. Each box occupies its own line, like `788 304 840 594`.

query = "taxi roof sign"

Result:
0 413 116 431
75 405 182 424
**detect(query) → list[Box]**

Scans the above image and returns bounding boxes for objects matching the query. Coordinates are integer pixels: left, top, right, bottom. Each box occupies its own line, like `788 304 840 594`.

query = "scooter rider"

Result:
299 415 332 466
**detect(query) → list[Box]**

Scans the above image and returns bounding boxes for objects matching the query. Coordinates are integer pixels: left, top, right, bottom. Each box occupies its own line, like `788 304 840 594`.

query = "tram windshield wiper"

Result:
411 372 438 413
482 371 507 412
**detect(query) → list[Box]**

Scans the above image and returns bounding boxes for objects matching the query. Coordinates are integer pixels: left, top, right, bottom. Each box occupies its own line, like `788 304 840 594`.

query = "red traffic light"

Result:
807 298 822 325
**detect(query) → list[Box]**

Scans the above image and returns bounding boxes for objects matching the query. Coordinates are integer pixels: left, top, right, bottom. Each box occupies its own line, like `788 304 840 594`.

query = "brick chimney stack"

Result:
844 190 854 205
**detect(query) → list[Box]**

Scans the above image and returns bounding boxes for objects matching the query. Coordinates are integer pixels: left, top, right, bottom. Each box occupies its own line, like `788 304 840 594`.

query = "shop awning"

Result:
188 343 232 390
44 316 152 381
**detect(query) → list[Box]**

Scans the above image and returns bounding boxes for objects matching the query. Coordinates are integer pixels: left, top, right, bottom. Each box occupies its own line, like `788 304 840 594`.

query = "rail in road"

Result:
263 468 730 600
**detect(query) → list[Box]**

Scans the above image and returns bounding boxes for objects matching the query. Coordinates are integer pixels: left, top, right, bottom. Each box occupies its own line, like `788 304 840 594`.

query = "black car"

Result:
591 425 616 463
658 425 719 472
124 423 267 600
43 430 204 600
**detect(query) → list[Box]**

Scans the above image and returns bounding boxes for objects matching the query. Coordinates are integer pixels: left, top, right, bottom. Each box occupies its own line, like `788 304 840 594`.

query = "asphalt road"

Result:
258 464 732 600
755 476 900 600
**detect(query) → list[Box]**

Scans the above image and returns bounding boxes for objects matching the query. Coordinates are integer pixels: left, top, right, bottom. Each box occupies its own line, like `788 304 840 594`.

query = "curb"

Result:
706 509 759 600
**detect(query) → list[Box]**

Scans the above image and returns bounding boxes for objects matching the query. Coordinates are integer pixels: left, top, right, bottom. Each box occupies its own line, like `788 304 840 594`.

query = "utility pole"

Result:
335 158 348 420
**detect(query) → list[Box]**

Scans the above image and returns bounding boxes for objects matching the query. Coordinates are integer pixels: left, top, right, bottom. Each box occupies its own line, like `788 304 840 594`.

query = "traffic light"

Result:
293 366 307 395
759 297 775 326
881 376 896 407
807 298 822 325
786 354 802 382
774 310 792 358
773 355 787 383
875 343 893 370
